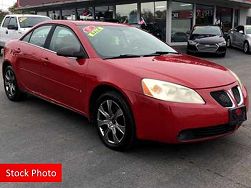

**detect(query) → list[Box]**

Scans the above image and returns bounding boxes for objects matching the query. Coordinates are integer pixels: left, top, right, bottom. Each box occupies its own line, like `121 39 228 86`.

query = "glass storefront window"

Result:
216 7 233 33
155 1 167 41
140 1 166 42
95 6 114 21
141 2 154 23
78 8 94 20
62 9 76 20
171 2 193 42
37 12 47 16
116 3 138 24
234 9 240 27
196 5 214 25
49 10 60 20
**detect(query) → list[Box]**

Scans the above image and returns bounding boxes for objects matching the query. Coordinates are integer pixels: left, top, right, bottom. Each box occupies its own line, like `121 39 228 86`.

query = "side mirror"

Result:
239 30 244 34
57 47 86 59
7 25 18 30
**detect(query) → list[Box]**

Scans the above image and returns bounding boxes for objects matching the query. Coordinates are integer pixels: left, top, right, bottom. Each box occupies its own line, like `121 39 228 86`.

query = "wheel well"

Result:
2 61 11 77
89 84 131 122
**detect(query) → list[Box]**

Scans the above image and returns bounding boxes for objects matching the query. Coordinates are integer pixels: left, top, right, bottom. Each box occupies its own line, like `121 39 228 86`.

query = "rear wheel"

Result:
3 65 26 101
93 91 136 151
243 42 250 54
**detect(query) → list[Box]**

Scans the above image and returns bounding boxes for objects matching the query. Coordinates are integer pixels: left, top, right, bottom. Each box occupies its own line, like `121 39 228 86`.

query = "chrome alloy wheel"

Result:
97 100 126 144
4 69 17 98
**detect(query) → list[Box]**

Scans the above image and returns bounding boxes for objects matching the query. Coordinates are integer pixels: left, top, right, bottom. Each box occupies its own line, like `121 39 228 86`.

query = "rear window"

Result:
192 26 222 36
18 17 51 28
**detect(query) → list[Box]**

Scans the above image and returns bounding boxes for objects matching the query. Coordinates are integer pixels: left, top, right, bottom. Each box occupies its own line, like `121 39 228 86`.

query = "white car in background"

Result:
0 14 51 51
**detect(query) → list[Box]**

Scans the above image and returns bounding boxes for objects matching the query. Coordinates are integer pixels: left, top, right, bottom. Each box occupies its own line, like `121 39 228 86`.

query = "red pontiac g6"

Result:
2 21 249 150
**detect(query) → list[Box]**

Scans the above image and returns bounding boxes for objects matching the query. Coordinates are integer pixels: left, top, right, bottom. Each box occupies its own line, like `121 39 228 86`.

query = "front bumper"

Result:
125 82 249 143
187 43 226 55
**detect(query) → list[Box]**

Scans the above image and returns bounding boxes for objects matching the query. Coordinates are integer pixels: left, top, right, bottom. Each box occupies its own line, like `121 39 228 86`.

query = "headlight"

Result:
229 70 243 89
142 79 205 104
218 41 226 46
188 40 197 45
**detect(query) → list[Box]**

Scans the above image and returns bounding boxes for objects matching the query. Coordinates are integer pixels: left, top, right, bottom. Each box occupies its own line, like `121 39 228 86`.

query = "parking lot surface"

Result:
0 48 251 188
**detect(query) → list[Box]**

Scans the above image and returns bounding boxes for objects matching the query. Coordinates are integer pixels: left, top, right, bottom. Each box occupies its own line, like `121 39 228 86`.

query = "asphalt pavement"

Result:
0 47 251 188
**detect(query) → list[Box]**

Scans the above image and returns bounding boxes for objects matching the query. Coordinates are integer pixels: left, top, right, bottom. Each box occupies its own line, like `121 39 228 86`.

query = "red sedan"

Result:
2 20 249 150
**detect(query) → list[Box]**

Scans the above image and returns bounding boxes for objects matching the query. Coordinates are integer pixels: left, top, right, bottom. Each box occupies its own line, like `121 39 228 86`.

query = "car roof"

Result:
5 14 49 18
41 20 128 27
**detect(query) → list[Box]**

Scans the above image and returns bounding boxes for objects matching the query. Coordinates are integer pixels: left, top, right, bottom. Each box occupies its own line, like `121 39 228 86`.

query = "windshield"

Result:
81 25 177 59
192 26 222 36
18 17 51 28
246 27 251 34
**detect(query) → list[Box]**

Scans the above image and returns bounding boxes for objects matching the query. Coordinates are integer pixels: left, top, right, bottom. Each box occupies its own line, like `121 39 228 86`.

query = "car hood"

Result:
192 35 225 44
107 54 236 89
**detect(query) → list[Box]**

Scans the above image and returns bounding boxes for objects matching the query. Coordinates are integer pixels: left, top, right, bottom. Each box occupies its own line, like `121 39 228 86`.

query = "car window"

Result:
192 26 222 36
246 27 251 34
8 17 18 28
49 26 82 53
236 26 244 32
22 32 32 42
2 17 10 28
81 25 177 58
18 17 51 28
29 25 52 47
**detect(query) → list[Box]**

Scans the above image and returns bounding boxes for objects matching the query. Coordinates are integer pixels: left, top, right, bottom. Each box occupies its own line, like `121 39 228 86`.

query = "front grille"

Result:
232 86 241 104
211 91 233 107
178 124 236 141
197 44 218 52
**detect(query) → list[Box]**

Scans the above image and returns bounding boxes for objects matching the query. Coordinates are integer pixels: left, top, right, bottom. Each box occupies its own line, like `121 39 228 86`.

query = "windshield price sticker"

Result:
0 164 62 182
83 26 104 37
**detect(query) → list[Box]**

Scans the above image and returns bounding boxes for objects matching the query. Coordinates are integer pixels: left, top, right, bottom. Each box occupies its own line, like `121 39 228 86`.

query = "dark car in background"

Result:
187 25 227 57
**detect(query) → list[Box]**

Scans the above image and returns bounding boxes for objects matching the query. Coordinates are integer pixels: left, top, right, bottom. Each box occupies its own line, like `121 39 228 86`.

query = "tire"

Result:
218 52 226 57
3 65 26 101
226 38 231 48
93 91 136 151
243 41 250 54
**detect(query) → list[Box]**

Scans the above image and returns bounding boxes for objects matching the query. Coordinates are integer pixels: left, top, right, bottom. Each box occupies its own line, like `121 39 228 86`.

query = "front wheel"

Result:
3 65 26 101
93 91 136 151
226 38 231 48
243 42 250 54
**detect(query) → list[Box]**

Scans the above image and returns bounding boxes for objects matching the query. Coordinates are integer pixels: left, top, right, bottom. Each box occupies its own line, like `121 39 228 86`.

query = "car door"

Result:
39 25 88 111
235 26 245 48
15 25 53 94
0 17 10 46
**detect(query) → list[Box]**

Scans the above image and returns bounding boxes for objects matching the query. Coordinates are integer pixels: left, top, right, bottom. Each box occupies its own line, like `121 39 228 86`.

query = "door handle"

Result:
5 30 8 34
41 57 49 65
13 48 21 54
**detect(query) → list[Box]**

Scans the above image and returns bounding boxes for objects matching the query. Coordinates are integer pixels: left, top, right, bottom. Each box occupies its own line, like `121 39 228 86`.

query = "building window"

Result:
116 3 138 24
62 9 76 20
216 7 233 33
247 17 251 25
141 2 155 23
78 8 94 20
49 10 60 20
196 4 214 25
37 12 47 16
171 1 193 42
234 9 240 27
95 6 114 21
140 1 166 42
